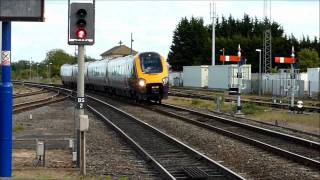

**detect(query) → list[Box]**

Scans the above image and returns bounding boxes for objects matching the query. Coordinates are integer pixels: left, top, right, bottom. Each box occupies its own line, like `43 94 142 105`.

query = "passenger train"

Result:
60 52 169 103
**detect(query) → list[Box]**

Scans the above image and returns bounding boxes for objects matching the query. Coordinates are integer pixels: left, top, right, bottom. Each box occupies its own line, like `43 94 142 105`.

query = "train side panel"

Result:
60 64 73 85
87 60 108 91
107 56 134 93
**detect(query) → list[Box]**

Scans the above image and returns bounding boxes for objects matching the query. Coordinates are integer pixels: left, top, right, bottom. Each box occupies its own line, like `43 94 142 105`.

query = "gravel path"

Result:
99 96 320 179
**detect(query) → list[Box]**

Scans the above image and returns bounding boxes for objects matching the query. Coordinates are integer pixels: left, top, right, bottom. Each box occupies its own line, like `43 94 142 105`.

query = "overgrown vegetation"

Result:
240 103 265 115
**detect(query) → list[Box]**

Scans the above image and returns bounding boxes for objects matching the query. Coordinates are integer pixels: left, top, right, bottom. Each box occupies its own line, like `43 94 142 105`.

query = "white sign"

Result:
1 51 11 66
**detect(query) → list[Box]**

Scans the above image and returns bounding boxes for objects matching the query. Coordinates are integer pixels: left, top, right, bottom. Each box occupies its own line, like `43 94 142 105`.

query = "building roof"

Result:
100 45 137 57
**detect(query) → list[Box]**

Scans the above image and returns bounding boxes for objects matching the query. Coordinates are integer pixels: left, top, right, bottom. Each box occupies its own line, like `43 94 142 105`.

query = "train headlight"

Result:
138 79 146 87
162 77 169 85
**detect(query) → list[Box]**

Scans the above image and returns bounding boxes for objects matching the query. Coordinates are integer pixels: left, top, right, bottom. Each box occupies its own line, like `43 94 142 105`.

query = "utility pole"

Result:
210 1 216 66
130 32 134 55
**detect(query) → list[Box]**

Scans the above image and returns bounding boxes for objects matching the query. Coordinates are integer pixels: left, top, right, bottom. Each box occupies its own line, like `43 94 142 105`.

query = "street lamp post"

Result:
256 49 262 96
46 64 49 82
220 48 225 65
49 63 52 84
36 64 39 82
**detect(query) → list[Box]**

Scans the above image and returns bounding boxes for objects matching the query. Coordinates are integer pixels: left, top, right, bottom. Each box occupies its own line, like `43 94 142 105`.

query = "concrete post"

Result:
77 45 86 175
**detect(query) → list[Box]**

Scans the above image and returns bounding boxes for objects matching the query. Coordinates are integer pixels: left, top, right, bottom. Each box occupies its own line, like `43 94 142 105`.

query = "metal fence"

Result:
244 79 319 99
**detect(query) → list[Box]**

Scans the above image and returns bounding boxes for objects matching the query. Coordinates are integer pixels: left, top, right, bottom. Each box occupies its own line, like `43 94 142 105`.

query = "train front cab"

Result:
134 52 169 102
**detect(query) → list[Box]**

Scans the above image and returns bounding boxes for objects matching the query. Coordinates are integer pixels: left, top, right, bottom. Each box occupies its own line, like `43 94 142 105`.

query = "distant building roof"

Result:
100 45 137 58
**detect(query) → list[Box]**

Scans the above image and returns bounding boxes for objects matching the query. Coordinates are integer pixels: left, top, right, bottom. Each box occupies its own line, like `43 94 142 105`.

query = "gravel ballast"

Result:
100 96 320 179
13 99 159 179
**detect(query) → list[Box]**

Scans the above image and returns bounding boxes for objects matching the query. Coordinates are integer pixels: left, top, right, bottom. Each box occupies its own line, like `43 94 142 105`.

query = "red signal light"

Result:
76 28 87 39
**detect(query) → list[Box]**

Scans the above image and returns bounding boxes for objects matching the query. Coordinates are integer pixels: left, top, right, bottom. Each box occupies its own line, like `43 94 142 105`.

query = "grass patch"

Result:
191 99 202 106
13 123 24 133
241 103 265 115
166 96 319 134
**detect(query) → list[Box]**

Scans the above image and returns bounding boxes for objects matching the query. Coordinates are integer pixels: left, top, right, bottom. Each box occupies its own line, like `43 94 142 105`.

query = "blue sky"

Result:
1 0 319 63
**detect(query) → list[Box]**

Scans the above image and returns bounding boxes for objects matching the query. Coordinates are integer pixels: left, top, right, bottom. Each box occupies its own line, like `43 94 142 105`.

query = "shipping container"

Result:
169 71 183 86
208 65 251 92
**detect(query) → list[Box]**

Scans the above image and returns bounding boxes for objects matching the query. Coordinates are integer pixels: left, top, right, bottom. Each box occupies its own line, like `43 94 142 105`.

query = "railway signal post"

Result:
236 44 242 115
274 46 297 112
68 0 95 175
0 0 44 178
219 44 243 115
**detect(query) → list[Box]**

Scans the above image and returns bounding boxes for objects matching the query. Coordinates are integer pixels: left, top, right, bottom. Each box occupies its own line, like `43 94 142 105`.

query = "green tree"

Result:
168 17 211 71
297 48 320 72
168 14 319 72
43 49 75 78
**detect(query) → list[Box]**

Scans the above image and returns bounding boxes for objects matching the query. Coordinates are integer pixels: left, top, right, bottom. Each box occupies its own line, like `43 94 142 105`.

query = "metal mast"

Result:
210 1 216 66
263 0 272 73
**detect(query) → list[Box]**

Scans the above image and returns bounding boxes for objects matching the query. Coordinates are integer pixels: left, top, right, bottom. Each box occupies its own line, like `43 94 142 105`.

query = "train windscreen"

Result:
140 53 163 74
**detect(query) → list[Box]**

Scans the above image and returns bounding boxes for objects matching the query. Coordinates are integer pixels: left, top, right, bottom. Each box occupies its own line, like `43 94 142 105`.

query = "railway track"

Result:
13 93 68 114
145 103 320 169
169 89 320 113
86 95 244 179
13 88 45 98
83 88 320 170
21 82 320 174
21 82 245 179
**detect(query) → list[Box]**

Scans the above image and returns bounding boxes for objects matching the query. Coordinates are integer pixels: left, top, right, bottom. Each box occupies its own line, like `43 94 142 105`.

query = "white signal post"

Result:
290 46 295 111
236 44 242 115
274 46 297 112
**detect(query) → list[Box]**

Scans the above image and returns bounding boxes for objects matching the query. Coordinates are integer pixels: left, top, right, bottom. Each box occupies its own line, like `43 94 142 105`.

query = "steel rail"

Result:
13 88 45 98
148 103 320 169
86 95 245 180
20 82 245 180
169 90 320 113
13 94 68 114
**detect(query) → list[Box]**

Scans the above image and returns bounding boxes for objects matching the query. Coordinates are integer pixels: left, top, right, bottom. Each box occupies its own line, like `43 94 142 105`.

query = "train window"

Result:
140 53 163 74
